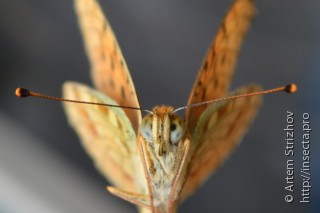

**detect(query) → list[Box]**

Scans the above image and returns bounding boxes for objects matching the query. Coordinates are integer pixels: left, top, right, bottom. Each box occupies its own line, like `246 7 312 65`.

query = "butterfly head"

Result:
140 105 186 156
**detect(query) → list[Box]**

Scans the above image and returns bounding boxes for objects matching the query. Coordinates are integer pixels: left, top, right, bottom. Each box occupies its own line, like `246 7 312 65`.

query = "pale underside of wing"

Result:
63 82 146 193
181 85 262 200
186 0 255 130
75 0 141 131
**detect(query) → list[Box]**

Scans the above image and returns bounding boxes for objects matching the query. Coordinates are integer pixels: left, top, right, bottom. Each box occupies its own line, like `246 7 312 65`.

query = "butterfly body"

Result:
139 106 188 212
64 0 261 212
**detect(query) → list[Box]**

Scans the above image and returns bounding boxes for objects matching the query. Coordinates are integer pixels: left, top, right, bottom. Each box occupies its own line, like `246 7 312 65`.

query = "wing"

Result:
181 85 262 200
75 0 141 131
186 0 255 130
63 82 145 193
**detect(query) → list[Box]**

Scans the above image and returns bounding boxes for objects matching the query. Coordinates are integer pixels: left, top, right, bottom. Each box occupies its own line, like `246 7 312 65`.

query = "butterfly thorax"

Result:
139 105 187 211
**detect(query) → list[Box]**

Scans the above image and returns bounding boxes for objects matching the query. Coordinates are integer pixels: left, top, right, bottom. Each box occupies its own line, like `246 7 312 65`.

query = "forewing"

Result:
186 0 255 130
63 82 143 192
75 0 141 131
181 85 262 200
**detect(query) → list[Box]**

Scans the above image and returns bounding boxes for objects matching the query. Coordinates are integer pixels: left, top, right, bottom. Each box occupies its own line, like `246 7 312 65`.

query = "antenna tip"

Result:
284 84 297 93
15 88 30 97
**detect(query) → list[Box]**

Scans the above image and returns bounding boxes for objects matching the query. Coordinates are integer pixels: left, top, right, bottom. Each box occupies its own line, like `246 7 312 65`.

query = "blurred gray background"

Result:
1 0 319 212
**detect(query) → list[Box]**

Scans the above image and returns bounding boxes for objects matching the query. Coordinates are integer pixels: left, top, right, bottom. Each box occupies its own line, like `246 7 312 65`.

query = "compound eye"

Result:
170 117 185 144
140 115 153 143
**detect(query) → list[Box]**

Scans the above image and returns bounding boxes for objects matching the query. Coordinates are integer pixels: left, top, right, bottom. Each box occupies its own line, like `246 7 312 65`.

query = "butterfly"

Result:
63 0 260 212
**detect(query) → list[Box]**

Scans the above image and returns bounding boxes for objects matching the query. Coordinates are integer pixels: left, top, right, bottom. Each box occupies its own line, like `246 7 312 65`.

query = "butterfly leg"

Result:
107 186 151 209
138 138 156 213
168 138 191 212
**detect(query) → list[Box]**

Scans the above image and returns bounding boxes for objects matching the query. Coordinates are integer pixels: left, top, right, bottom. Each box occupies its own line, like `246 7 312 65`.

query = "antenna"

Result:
173 84 297 113
15 87 152 113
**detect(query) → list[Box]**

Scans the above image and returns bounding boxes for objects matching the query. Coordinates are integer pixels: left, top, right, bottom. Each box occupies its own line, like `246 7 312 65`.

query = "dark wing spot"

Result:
213 78 219 90
220 53 226 65
116 118 123 130
203 61 208 71
102 21 107 31
121 86 126 99
193 91 198 98
113 41 117 55
120 59 125 67
101 51 106 61
220 20 227 35
110 58 115 71
201 87 207 101
109 79 115 88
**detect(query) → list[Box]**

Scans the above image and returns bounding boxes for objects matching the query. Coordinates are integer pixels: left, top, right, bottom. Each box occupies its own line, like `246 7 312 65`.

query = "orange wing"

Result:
63 82 146 193
186 0 255 130
75 0 141 131
182 85 262 199
182 0 258 200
